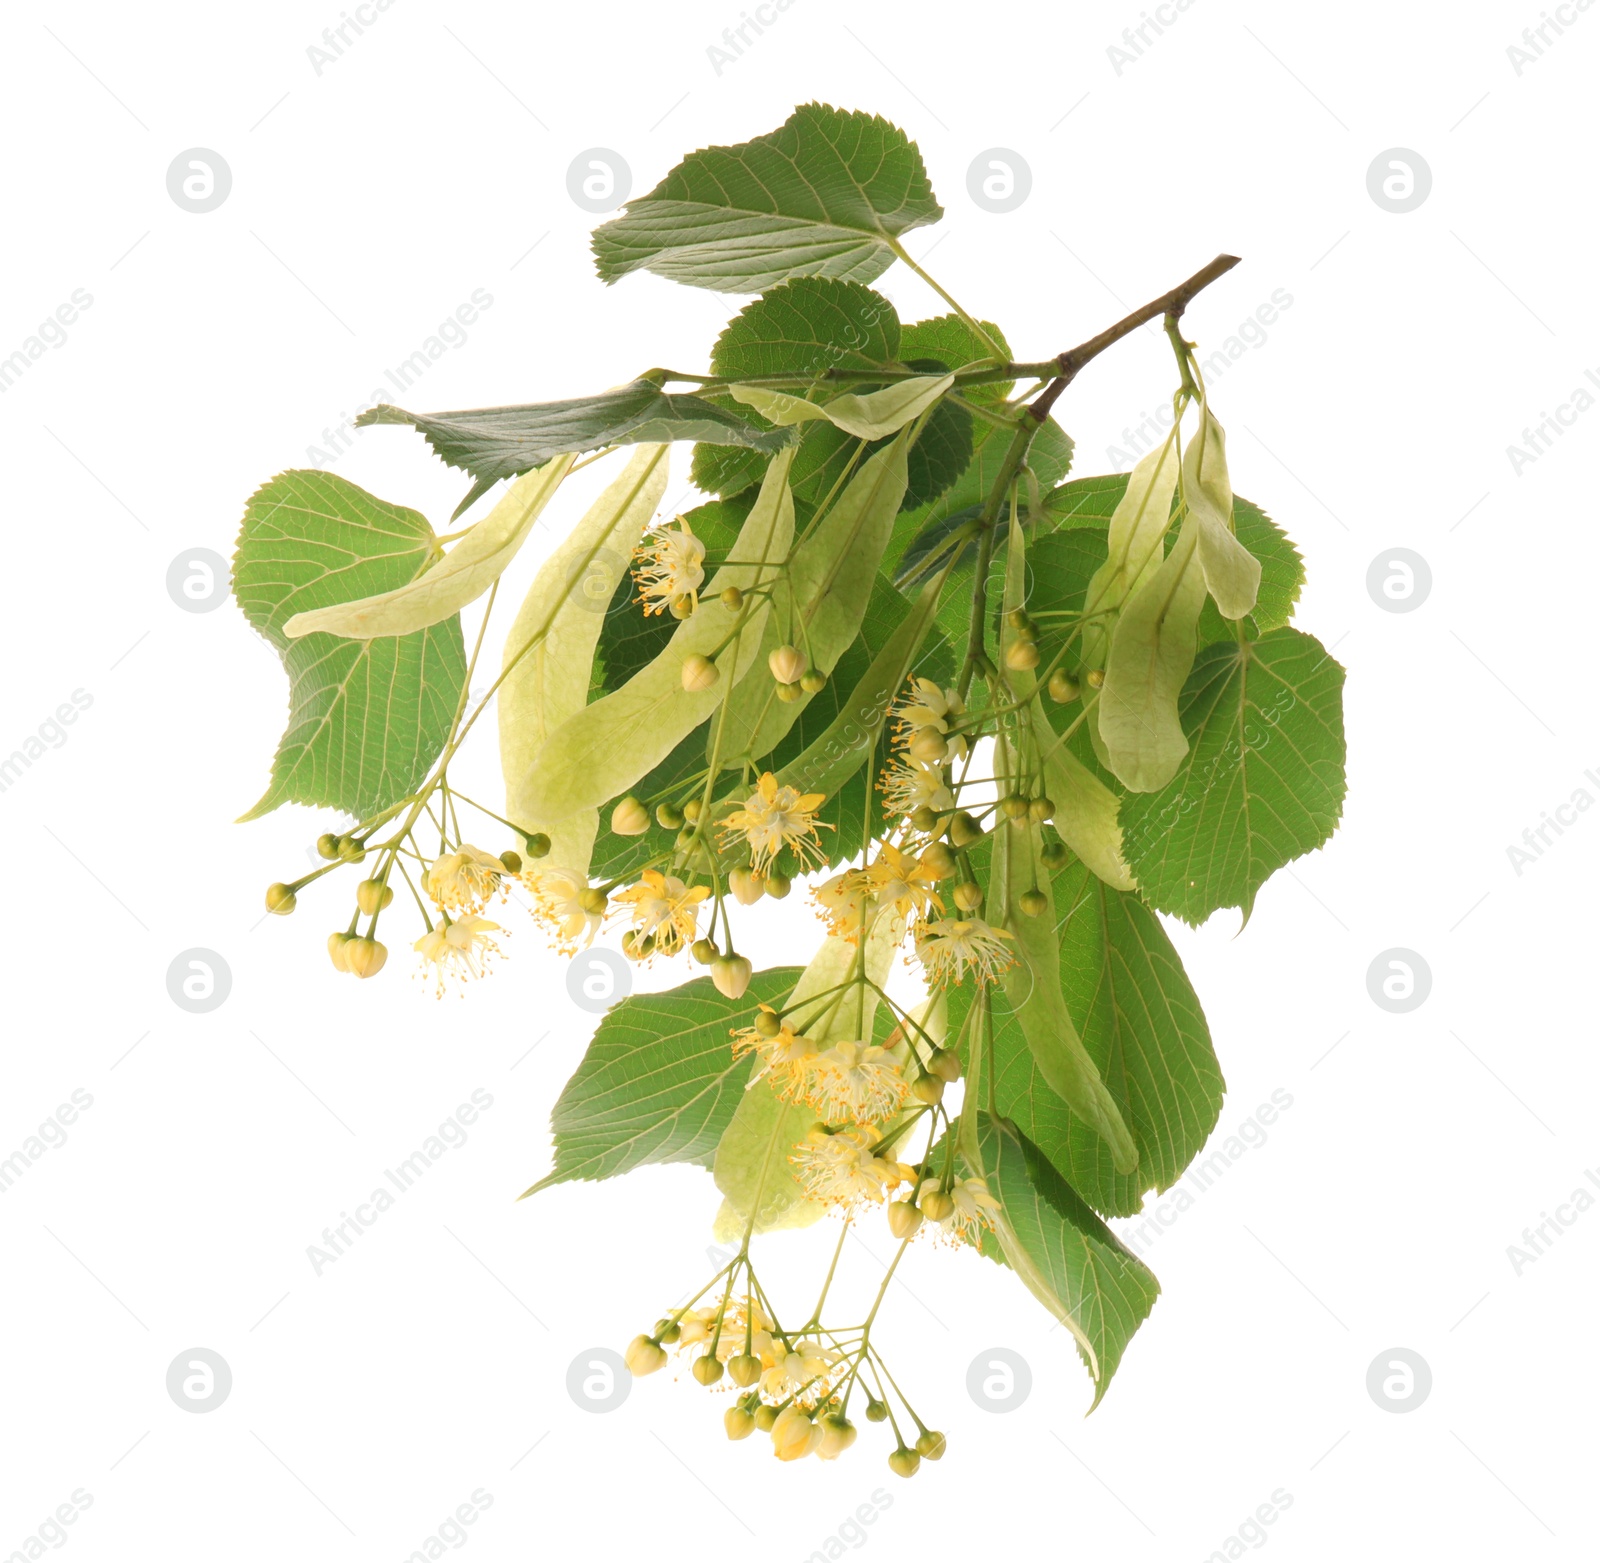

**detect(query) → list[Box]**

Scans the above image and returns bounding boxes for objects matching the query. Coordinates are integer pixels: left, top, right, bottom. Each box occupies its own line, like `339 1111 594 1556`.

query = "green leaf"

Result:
1043 472 1137 528
898 314 1012 403
356 383 788 516
515 448 795 828
232 471 467 821
592 103 943 293
523 967 804 1194
1119 627 1347 924
500 446 670 874
969 1114 1159 1404
284 457 573 640
901 394 974 513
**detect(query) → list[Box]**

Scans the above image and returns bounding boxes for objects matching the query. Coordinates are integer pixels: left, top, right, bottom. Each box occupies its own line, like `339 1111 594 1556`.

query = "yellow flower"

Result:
413 915 502 994
634 517 706 615
611 870 709 956
673 1300 775 1362
805 1042 909 1125
731 1011 819 1100
895 676 963 736
791 1125 911 1206
919 1175 1002 1243
760 1341 843 1407
719 772 831 871
424 844 506 911
522 866 601 952
771 1405 824 1461
814 845 940 941
878 757 954 819
914 918 1016 987
813 867 880 941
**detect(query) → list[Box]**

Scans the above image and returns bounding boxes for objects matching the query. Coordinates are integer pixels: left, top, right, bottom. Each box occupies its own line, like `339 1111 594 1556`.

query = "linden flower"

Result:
792 1125 911 1206
878 757 954 819
611 870 709 956
894 677 967 760
424 844 505 911
914 917 1016 987
523 866 600 952
719 772 831 870
805 1042 909 1126
920 1176 1002 1243
867 843 944 922
634 517 706 615
675 1301 776 1362
771 1406 825 1462
813 867 880 942
760 1340 843 1407
413 915 502 994
731 1010 819 1100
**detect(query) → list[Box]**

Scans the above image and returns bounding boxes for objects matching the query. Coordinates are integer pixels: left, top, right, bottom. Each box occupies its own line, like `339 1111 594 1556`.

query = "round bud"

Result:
523 831 551 859
912 1074 945 1105
774 680 803 703
1086 667 1105 689
1001 794 1030 821
356 879 394 917
729 866 765 906
499 850 522 873
768 645 806 685
620 930 654 961
1020 889 1048 918
578 886 609 916
949 811 985 849
265 883 297 916
754 1007 783 1038
909 805 938 835
727 1353 761 1388
1047 668 1081 704
316 833 341 861
681 654 720 692
690 938 716 966
818 1413 857 1459
711 954 753 1001
656 802 684 830
657 1322 682 1345
337 835 366 863
344 936 388 979
908 727 948 763
611 795 652 836
930 1048 963 1083
327 932 354 972
888 1447 921 1479
921 1189 955 1222
667 593 693 620
1005 608 1030 631
764 870 791 900
674 825 699 853
721 585 744 611
691 1354 724 1386
724 1406 757 1441
864 1398 889 1424
1040 840 1069 869
915 1429 947 1461
1029 796 1055 823
887 1199 924 1240
800 669 827 694
1005 640 1041 671
682 798 704 823
918 841 956 881
624 1335 667 1377
953 880 984 912
753 1403 779 1432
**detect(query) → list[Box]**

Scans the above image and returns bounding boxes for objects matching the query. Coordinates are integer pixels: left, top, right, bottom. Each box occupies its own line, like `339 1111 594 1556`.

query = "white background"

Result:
2 0 1595 1558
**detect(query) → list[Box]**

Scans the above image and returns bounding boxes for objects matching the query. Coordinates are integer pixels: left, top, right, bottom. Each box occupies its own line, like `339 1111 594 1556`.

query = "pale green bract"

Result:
1183 407 1260 621
729 373 954 441
283 457 574 640
499 446 670 874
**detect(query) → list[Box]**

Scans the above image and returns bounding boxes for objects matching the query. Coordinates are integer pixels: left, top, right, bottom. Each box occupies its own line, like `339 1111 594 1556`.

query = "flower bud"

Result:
729 866 764 905
930 1048 963 1083
817 1413 857 1460
578 886 609 916
682 798 704 823
887 1200 924 1240
499 850 522 873
625 1335 667 1376
864 1398 889 1424
1020 889 1048 917
774 680 803 703
949 811 984 849
344 936 388 979
908 727 948 763
771 1406 821 1462
721 585 744 610
918 841 956 881
909 805 938 834
356 879 393 916
621 930 655 961
724 1406 757 1441
753 1006 783 1038
337 834 366 863
1040 840 1068 869
769 645 806 685
690 938 716 965
1029 796 1055 823
1047 668 1080 704
265 883 297 916
888 1447 921 1479
1005 608 1030 631
669 593 695 619
327 932 355 972
692 1353 724 1386
727 1353 761 1387
800 669 827 694
753 1403 779 1432
711 953 753 1001
681 654 720 692
316 833 341 861
921 1189 955 1222
611 795 651 836
1005 639 1041 671
1001 794 1030 821
657 1321 682 1344
915 1429 947 1460
953 880 984 912
764 870 791 900
1086 667 1105 689
523 831 551 858
912 1074 945 1105
656 802 685 830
